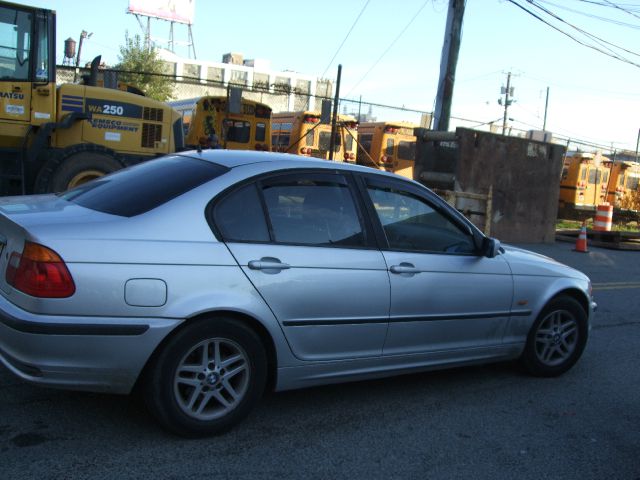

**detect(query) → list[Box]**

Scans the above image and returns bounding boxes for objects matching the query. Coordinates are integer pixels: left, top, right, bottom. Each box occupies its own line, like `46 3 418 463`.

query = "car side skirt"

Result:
275 343 524 391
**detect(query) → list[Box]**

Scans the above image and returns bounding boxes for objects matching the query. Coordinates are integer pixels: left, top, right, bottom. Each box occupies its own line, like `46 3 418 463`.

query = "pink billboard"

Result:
128 0 195 25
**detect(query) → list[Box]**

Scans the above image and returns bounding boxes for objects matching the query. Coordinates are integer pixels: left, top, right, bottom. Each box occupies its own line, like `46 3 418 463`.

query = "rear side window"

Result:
214 184 269 242
61 156 228 217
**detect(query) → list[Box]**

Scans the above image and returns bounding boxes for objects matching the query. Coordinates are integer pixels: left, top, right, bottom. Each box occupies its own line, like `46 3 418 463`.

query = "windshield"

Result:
0 6 31 80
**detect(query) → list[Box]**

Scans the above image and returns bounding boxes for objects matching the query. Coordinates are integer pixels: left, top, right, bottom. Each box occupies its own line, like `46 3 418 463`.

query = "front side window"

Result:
262 175 364 247
367 185 475 254
0 6 31 80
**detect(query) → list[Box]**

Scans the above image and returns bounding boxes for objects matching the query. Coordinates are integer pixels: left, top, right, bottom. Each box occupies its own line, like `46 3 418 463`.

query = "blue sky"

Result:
21 0 640 151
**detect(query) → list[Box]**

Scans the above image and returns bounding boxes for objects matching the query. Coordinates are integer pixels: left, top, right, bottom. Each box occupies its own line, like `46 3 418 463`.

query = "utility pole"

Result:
543 87 549 131
433 0 465 131
329 64 342 161
499 72 514 135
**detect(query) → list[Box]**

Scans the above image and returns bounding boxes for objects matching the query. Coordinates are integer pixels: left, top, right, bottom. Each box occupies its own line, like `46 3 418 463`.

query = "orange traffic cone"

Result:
574 222 588 253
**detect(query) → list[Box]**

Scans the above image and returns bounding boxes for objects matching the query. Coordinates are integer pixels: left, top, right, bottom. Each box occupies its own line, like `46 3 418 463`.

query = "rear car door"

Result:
360 175 514 356
212 170 390 361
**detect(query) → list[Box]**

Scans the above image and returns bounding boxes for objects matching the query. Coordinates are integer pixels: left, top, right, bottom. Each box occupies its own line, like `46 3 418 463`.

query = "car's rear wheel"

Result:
522 295 588 377
144 318 267 437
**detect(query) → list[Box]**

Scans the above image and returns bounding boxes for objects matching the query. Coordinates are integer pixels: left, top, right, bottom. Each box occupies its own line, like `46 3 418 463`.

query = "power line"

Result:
320 0 370 79
527 0 640 59
518 71 640 98
506 0 640 68
595 0 640 20
345 0 430 97
536 0 640 29
575 0 640 12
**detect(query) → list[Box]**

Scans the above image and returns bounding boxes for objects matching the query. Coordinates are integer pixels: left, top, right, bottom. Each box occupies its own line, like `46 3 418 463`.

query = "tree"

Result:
115 33 173 102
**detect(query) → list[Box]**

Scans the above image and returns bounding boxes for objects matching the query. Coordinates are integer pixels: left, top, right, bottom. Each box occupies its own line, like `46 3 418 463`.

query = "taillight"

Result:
6 242 75 298
349 153 355 160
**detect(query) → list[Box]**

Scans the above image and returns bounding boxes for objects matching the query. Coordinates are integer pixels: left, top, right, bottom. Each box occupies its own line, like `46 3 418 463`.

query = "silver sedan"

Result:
0 150 595 437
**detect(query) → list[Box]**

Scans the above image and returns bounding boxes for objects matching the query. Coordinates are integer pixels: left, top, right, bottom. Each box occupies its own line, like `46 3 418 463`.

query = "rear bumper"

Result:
0 295 181 394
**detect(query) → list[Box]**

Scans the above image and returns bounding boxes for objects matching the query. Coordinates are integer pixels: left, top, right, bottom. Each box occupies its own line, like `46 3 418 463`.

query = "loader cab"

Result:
0 1 56 137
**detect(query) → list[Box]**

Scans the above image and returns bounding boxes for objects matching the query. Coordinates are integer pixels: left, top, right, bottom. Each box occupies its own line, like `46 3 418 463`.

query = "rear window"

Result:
60 155 228 217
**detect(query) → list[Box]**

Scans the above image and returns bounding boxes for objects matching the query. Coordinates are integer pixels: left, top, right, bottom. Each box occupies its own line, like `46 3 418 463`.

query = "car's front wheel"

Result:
522 295 588 377
144 318 267 437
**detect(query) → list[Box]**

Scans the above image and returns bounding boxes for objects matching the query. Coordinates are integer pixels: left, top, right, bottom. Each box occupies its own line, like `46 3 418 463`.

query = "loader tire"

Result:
35 148 124 193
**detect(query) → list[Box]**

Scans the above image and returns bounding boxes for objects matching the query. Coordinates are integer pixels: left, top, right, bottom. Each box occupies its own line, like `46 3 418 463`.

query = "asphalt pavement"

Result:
1 241 638 479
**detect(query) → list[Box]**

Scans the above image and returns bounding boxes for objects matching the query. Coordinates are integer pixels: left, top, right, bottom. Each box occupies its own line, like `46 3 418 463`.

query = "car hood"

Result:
500 244 588 280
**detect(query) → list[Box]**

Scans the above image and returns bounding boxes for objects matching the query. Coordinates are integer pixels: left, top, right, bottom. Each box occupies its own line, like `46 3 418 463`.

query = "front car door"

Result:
212 170 390 361
360 175 514 357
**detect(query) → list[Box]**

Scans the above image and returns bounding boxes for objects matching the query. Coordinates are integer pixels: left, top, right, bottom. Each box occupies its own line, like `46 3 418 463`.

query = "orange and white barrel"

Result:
593 203 613 231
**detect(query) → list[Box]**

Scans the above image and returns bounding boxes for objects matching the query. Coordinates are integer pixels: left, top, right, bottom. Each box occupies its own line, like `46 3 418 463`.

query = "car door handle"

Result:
248 258 291 271
389 263 421 275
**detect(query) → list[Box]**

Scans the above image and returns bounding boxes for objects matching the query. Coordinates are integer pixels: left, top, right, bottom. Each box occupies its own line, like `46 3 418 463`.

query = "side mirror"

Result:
483 237 502 258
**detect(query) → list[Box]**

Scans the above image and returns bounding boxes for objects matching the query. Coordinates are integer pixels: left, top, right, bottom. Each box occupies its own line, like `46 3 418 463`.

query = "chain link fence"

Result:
56 65 615 153
56 65 432 127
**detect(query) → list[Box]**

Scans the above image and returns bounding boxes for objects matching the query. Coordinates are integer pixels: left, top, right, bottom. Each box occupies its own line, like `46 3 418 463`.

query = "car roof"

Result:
174 149 409 180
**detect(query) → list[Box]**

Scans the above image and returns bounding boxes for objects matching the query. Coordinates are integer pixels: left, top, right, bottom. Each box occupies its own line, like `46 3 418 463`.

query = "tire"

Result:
35 149 123 193
521 295 588 377
144 318 267 437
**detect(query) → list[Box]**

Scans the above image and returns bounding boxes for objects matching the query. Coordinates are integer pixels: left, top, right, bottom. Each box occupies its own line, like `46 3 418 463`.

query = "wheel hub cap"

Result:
534 309 579 367
173 338 250 421
205 372 219 386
